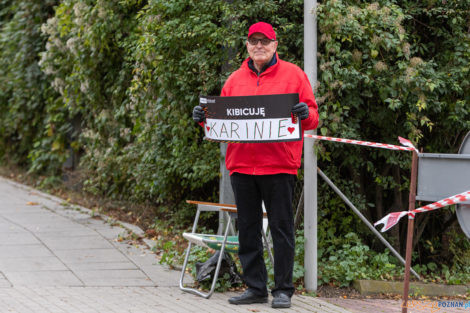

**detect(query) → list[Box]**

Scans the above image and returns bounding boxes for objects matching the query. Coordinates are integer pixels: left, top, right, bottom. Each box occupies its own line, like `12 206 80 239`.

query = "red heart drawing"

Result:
206 126 210 132
288 127 295 134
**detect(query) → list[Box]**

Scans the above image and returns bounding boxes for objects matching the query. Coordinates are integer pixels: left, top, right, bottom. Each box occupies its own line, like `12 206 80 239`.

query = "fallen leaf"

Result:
26 202 39 206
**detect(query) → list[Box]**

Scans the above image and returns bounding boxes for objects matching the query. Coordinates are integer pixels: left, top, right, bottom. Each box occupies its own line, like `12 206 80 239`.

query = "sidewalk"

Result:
0 176 462 313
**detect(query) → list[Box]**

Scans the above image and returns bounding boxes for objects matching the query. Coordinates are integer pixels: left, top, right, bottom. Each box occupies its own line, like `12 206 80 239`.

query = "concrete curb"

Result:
354 279 469 297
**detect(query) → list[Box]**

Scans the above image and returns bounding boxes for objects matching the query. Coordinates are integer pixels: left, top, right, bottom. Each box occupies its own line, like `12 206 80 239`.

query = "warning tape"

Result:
374 190 470 232
410 190 470 217
304 134 418 152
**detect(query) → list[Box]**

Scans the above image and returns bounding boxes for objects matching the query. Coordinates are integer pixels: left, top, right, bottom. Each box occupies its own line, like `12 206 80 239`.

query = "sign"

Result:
457 131 470 238
200 94 301 143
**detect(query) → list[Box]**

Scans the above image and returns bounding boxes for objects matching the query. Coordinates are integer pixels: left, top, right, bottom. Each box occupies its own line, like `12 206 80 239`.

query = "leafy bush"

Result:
0 0 64 173
39 0 144 198
315 0 470 270
319 232 401 287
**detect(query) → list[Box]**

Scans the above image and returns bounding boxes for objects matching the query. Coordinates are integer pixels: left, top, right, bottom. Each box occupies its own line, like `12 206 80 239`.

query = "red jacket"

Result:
220 53 319 175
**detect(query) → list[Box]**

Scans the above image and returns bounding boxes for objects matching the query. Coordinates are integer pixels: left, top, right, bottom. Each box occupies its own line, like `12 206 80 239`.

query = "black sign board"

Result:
200 93 301 143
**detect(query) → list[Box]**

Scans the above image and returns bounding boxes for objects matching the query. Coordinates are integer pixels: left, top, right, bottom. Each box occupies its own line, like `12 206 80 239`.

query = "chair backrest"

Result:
187 200 270 237
220 205 270 238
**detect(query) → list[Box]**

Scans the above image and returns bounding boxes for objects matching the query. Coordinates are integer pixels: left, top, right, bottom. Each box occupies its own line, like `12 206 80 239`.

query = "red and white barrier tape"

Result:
397 136 419 153
374 190 470 232
304 134 418 152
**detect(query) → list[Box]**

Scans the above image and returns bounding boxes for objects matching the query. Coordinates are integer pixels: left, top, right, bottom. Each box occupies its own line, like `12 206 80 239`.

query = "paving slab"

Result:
111 243 160 267
52 248 131 264
0 244 55 258
34 228 100 238
0 256 68 272
140 265 181 287
66 261 138 271
39 235 115 250
92 226 129 240
74 269 154 287
4 270 84 287
0 231 41 245
0 216 26 233
0 271 12 287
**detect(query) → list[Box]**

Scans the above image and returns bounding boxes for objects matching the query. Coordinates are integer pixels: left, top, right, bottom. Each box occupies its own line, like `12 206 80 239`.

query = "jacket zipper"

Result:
251 66 272 174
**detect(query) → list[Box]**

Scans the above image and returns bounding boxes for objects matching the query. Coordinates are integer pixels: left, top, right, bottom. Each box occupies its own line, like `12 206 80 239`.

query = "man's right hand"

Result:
192 105 206 123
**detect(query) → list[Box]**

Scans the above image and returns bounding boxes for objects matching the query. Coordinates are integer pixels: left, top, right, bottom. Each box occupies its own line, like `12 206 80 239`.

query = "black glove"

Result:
192 105 206 123
292 102 309 120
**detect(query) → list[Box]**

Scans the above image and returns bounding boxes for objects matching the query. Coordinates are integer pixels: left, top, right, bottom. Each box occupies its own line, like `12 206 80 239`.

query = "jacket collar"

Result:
246 52 278 76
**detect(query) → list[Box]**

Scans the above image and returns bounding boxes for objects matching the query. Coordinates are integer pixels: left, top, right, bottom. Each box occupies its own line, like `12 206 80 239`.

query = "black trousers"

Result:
230 173 295 297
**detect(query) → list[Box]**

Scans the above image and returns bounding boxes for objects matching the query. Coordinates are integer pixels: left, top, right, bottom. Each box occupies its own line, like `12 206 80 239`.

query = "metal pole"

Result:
402 151 419 313
317 167 420 280
219 1 236 234
219 142 235 234
304 0 318 292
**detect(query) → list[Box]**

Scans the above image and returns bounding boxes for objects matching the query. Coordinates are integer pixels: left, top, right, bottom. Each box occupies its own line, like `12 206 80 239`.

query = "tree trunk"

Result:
413 213 430 251
391 165 404 254
375 164 391 221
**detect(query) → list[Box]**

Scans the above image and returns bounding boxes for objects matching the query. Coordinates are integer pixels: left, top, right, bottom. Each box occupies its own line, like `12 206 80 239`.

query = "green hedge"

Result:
0 0 62 171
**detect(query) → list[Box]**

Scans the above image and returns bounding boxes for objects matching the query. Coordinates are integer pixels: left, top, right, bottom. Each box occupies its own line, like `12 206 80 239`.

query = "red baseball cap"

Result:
247 22 276 40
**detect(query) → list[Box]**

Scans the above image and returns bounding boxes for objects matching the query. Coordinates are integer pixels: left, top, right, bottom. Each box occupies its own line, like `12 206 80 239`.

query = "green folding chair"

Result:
179 200 273 299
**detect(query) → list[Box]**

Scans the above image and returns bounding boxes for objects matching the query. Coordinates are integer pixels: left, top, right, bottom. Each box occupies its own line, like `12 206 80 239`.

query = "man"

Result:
193 22 318 309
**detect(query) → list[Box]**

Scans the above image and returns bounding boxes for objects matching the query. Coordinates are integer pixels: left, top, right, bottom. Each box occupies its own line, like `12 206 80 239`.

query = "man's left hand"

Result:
292 102 309 120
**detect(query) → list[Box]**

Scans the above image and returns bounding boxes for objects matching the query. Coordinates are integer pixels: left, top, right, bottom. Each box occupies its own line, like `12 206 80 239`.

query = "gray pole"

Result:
219 142 235 234
219 0 236 234
304 0 318 292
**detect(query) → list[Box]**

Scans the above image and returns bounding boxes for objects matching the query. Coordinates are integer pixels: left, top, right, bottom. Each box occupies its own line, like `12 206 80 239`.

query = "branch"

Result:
413 213 430 250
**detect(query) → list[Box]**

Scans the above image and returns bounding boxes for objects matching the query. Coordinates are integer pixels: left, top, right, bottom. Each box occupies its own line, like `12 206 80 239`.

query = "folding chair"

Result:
179 200 274 299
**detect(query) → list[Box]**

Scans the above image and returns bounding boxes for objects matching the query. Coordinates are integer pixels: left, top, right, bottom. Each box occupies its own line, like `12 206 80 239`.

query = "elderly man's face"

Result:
246 33 278 70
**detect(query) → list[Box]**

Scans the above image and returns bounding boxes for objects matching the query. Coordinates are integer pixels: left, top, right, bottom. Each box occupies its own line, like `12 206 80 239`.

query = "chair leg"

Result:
262 230 274 267
206 214 231 297
179 215 232 299
179 241 207 295
179 208 210 297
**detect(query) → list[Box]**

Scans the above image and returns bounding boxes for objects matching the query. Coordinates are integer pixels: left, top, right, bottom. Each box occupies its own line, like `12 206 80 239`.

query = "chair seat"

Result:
183 232 239 253
180 200 273 299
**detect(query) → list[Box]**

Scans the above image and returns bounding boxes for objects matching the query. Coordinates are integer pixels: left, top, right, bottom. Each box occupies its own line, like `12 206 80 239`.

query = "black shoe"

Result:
228 289 268 305
272 292 291 308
